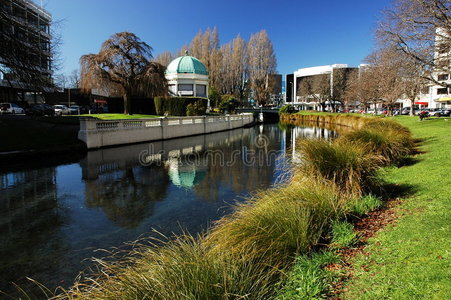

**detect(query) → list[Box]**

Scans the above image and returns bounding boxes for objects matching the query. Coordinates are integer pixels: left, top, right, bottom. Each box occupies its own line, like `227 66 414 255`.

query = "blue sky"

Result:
38 0 393 76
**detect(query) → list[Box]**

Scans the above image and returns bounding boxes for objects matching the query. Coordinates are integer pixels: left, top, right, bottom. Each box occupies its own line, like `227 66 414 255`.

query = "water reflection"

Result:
0 124 335 295
84 165 170 229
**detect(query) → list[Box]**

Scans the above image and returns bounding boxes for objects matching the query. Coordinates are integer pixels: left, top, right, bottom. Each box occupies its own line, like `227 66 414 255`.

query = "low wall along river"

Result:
78 113 254 149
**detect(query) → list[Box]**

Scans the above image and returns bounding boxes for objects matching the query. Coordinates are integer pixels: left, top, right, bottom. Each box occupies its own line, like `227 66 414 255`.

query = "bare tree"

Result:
247 30 277 105
218 34 248 100
298 75 330 111
332 68 358 111
187 27 222 91
364 48 405 115
377 0 451 87
80 32 168 115
69 69 80 88
345 66 382 112
154 51 174 67
54 73 67 91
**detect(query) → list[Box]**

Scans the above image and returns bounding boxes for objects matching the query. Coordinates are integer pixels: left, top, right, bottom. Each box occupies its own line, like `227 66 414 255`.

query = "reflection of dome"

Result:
166 158 207 189
166 52 208 75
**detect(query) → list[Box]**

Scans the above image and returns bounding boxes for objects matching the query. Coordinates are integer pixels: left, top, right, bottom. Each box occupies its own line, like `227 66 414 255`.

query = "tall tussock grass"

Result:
335 118 415 165
53 114 415 300
206 177 349 264
56 235 281 300
296 139 385 195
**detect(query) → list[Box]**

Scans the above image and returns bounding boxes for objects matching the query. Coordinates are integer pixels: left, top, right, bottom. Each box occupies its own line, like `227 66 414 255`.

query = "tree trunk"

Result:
123 92 132 115
409 99 414 117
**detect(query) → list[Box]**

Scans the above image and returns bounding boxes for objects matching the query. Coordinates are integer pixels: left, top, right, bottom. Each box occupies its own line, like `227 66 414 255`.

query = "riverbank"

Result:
40 113 421 299
0 115 85 162
275 114 450 299
340 116 451 299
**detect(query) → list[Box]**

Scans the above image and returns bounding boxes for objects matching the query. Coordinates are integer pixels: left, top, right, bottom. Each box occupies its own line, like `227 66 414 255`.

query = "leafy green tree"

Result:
208 86 222 108
219 95 239 113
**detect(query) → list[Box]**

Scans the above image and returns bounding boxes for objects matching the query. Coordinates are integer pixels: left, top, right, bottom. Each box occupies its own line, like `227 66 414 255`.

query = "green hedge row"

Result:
154 97 208 116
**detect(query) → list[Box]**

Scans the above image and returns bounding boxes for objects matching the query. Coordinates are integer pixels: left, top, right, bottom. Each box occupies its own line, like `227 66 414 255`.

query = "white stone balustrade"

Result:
78 113 254 149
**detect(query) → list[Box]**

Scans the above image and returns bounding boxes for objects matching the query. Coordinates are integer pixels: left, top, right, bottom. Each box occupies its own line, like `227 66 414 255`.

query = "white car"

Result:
68 105 81 115
53 105 69 116
0 103 25 114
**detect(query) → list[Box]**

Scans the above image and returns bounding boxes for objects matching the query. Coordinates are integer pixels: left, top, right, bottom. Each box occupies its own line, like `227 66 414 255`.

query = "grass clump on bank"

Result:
296 140 384 195
49 113 417 300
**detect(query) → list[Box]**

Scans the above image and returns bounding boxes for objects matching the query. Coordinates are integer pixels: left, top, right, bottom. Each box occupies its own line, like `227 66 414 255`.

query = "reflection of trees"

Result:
194 125 282 201
84 165 170 228
0 168 66 294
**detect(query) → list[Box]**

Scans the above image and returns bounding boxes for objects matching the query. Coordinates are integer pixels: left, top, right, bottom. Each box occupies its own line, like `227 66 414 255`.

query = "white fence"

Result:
78 113 254 149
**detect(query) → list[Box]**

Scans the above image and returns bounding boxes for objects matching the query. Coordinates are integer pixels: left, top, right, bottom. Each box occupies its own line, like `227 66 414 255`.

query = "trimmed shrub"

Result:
186 100 207 116
154 96 208 116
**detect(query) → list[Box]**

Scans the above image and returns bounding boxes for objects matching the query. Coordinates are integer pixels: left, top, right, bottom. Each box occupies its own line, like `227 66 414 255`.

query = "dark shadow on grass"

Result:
397 156 421 167
380 183 418 200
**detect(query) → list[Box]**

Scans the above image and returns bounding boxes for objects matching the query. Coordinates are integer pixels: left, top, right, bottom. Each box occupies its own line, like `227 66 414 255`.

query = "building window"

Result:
177 84 194 96
437 74 449 81
437 87 448 95
178 84 193 91
196 84 206 97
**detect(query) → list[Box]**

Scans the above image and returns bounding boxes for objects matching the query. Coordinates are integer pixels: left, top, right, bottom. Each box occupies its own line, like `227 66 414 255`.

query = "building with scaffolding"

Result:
0 0 52 103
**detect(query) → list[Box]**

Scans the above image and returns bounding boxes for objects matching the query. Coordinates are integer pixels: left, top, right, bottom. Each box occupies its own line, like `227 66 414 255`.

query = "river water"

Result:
0 123 336 295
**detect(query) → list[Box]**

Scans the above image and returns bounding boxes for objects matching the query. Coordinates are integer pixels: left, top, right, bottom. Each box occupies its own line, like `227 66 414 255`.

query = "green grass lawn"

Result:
343 116 451 299
79 113 160 120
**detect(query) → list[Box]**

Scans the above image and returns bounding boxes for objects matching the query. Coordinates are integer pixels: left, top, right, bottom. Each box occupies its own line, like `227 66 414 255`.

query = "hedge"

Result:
154 97 208 116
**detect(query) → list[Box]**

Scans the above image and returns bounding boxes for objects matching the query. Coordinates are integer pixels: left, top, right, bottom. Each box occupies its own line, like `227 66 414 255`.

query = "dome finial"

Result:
185 50 189 56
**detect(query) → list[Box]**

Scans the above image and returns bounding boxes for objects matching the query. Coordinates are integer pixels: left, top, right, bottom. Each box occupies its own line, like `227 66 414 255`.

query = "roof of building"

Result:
166 51 208 76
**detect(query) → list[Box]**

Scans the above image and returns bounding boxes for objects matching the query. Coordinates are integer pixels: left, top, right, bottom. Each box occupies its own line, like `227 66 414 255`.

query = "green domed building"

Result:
165 51 209 98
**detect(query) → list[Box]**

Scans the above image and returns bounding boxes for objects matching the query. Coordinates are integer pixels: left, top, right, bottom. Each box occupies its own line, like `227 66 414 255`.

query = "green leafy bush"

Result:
219 95 239 113
279 104 296 115
208 86 222 108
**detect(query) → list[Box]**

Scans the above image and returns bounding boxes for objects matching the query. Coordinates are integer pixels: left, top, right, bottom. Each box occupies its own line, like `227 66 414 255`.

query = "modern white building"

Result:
401 28 451 109
165 51 209 98
291 64 358 110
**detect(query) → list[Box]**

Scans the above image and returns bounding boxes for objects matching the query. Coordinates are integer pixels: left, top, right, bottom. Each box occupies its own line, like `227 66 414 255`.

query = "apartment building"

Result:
0 0 52 102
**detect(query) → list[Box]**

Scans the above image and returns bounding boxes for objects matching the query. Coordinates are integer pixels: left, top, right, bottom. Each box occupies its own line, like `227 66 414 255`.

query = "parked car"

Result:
68 105 81 115
0 103 25 114
428 108 442 117
441 109 451 117
53 105 69 116
25 104 55 116
430 108 451 117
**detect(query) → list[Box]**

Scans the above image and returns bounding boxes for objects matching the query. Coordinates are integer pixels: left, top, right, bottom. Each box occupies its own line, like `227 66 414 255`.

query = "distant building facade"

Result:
288 64 358 110
0 0 52 103
406 28 451 109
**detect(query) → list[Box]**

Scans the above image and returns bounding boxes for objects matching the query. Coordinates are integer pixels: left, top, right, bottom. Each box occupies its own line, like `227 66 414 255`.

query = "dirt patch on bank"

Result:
326 197 403 299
